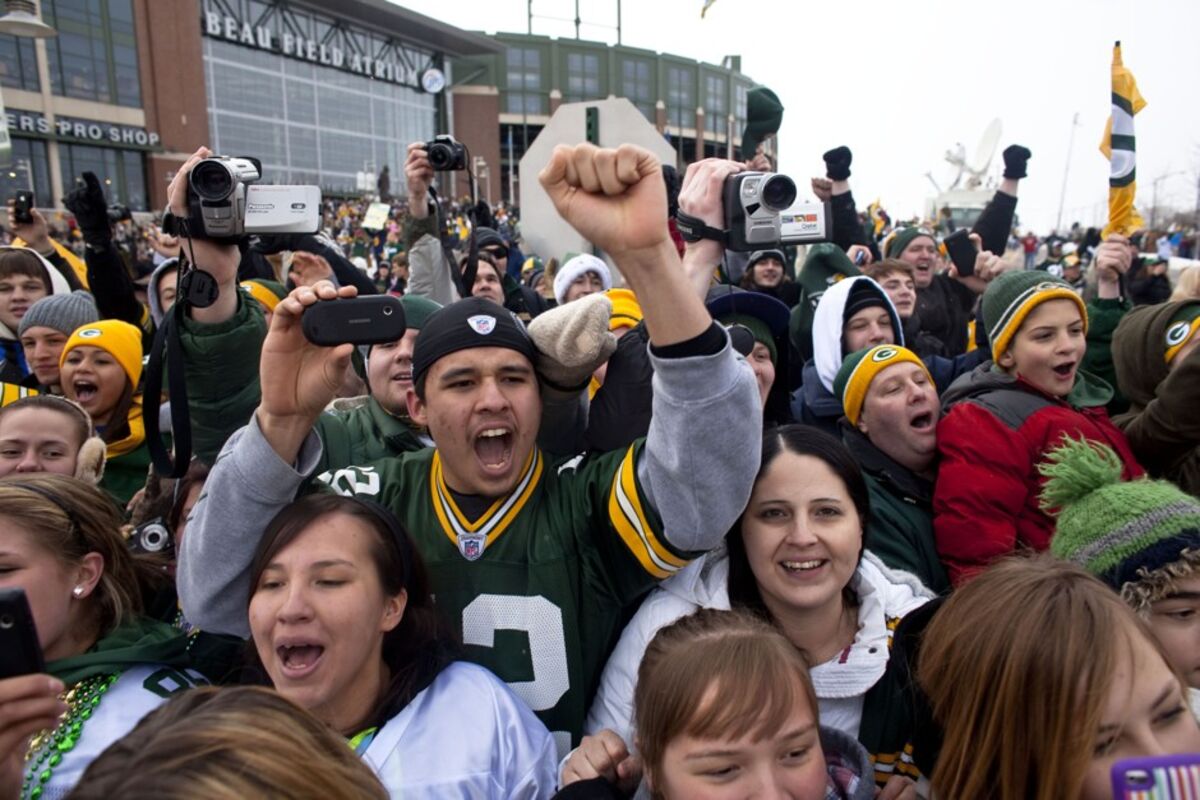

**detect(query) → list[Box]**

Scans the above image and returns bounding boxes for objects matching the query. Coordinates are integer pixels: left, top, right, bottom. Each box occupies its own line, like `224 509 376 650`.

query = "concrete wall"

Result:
518 97 677 279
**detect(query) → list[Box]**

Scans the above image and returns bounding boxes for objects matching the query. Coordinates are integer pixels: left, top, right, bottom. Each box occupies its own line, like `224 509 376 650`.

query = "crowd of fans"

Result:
0 132 1197 800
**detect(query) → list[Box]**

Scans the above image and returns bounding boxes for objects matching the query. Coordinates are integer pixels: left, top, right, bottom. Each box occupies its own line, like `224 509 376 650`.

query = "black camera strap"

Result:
675 210 728 246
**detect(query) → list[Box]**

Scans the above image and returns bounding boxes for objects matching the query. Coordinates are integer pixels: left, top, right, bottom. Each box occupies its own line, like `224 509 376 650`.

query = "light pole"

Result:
1149 170 1185 230
1055 112 1079 235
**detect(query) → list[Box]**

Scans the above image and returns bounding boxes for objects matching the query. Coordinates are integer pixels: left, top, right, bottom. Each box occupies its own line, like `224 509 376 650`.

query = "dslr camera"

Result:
723 172 832 251
169 155 321 240
425 135 467 171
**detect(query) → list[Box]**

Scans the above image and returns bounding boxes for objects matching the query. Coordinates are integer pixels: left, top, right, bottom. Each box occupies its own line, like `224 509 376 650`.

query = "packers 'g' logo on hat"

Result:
1167 321 1191 347
1035 281 1060 291
871 346 899 362
77 328 103 339
467 315 496 335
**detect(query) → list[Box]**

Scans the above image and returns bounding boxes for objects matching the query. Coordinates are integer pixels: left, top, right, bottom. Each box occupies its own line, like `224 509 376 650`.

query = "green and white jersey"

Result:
319 441 692 756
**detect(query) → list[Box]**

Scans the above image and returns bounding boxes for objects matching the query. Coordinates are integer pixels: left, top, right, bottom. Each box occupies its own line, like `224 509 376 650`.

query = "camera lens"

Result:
383 306 393 316
191 161 234 201
0 614 13 629
428 144 450 171
759 175 797 211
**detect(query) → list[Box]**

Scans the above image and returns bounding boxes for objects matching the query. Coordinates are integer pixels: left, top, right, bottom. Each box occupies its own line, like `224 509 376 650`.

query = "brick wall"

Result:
450 87 501 206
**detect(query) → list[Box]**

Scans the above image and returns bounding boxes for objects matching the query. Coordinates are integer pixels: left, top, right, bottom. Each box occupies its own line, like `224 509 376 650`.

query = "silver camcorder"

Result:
723 172 832 251
185 156 321 239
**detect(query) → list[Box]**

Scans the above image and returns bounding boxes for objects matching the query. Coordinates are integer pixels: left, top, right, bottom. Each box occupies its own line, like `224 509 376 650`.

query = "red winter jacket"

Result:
933 364 1143 586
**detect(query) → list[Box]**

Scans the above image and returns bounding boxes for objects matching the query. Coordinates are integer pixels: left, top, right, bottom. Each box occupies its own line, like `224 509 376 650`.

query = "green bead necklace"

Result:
22 673 118 800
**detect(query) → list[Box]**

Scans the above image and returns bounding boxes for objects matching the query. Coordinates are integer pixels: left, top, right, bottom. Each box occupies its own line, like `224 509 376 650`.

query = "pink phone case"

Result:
1112 754 1200 799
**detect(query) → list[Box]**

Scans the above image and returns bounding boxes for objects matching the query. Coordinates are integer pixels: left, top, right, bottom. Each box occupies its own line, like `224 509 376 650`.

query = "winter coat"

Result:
1080 297 1133 415
934 363 1144 585
1112 301 1200 496
841 423 949 595
314 394 431 476
585 548 932 789
913 273 976 357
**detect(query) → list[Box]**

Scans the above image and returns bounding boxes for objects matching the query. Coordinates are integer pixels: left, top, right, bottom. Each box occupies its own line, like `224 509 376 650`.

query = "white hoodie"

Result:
811 275 903 394
584 547 932 745
0 245 74 340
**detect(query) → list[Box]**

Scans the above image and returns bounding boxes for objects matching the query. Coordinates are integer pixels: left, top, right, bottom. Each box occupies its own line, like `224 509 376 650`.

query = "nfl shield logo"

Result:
459 533 485 561
467 315 496 335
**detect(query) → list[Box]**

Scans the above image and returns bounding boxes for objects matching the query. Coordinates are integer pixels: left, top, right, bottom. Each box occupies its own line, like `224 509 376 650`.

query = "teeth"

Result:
782 560 823 571
479 429 508 438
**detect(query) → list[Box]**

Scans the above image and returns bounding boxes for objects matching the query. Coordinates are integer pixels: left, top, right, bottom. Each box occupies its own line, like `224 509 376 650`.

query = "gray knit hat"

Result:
17 290 100 338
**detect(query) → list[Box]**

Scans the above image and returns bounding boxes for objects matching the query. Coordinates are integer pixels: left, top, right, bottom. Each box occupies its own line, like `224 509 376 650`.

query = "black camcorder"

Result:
425 135 467 171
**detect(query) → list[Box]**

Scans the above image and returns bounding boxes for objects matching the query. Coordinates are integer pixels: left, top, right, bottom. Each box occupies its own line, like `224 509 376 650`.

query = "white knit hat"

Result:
553 254 612 304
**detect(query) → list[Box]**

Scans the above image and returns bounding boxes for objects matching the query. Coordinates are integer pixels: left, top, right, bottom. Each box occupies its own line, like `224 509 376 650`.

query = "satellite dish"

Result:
964 118 1002 190
942 142 967 190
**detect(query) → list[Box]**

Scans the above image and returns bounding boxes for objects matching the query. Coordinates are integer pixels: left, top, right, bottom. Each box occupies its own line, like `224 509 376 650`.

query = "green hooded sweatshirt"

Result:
47 617 193 685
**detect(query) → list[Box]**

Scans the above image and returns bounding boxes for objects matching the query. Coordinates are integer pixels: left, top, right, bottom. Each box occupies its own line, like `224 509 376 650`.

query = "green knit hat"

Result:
1044 436 1200 610
884 227 935 259
722 313 776 365
981 270 1088 363
789 244 860 363
833 345 930 426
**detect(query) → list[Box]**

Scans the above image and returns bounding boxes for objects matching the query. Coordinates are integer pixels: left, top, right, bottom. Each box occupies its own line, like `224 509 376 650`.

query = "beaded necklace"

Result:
22 673 118 800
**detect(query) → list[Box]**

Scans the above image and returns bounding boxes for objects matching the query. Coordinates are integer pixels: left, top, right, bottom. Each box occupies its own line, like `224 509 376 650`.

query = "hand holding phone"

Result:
11 191 35 225
1113 754 1200 799
301 294 406 346
943 229 976 278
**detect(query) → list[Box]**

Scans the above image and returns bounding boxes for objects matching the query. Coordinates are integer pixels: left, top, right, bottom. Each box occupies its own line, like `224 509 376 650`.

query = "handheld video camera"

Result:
168 156 321 240
723 172 832 251
425 135 467 171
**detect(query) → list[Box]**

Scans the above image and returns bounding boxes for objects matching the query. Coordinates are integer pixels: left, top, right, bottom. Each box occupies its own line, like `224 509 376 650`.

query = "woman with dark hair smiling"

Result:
573 425 929 797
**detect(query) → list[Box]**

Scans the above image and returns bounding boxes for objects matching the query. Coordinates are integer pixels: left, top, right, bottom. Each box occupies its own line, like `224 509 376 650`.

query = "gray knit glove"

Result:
527 292 618 390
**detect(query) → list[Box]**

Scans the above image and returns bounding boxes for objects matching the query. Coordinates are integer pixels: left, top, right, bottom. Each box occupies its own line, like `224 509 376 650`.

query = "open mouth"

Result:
276 643 324 679
390 370 412 383
910 411 935 430
1052 362 1077 379
73 380 98 404
474 427 514 471
780 558 828 575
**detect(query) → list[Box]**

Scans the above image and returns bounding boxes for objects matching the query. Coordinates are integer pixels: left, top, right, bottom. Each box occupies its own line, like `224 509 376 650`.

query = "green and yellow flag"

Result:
701 0 718 17
1099 41 1147 238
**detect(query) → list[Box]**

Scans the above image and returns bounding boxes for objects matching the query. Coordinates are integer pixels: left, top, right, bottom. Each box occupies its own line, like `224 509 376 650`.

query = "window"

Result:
735 83 749 131
666 66 694 130
0 34 39 91
622 60 652 120
565 51 600 102
42 0 141 107
59 143 146 210
705 75 727 134
0 139 51 205
505 46 544 115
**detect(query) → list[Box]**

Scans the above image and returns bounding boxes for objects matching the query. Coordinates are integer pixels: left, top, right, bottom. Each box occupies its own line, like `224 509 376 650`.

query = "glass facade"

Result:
58 143 146 209
0 138 52 206
666 65 693 130
565 52 600 103
204 38 435 194
704 74 727 134
42 0 141 107
621 59 652 120
0 34 39 92
505 47 544 115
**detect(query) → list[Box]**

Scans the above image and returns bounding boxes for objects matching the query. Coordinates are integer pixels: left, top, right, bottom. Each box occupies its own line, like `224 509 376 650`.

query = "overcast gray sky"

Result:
393 0 1200 234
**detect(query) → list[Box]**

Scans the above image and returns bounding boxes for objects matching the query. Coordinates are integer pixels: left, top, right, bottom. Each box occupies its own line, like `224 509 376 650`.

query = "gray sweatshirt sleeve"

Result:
636 335 761 553
176 417 326 637
407 232 461 305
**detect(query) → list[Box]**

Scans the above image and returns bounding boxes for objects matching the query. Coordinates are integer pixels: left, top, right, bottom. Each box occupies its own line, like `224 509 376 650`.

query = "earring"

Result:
72 586 84 598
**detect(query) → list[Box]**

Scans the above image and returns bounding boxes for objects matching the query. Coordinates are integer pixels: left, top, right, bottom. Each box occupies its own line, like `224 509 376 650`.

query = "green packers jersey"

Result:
318 442 690 756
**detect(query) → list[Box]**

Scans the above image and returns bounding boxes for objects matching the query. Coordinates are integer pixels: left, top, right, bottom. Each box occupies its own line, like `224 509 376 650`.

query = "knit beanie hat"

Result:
1164 303 1200 365
239 280 286 313
843 279 889 323
884 227 936 260
606 288 642 331
747 249 787 272
834 345 930 426
1044 436 1200 611
981 271 1088 363
553 254 613 305
722 313 776 364
412 297 536 386
17 290 99 338
60 319 144 388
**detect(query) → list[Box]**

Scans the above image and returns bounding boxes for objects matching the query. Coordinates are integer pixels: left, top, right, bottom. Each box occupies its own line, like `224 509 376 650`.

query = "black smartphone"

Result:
944 229 976 277
12 190 35 225
0 587 46 680
301 294 406 347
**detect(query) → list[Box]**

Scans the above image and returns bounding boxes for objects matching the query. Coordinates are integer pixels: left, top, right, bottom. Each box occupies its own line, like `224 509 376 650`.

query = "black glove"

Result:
1002 145 1032 180
63 172 111 247
823 146 853 181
